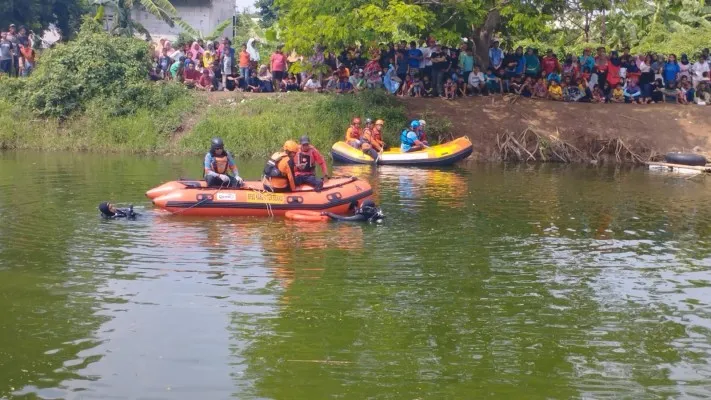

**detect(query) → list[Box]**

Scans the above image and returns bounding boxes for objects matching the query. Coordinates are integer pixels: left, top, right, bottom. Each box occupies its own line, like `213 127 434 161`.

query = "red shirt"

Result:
270 52 287 72
198 74 211 87
184 68 201 81
294 146 328 176
542 56 559 75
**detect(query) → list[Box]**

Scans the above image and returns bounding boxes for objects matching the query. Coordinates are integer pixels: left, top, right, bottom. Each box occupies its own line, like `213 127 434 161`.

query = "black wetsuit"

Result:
324 205 384 222
99 203 138 219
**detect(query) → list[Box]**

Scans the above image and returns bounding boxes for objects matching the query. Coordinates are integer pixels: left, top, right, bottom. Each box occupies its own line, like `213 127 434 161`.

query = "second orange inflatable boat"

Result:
149 177 373 217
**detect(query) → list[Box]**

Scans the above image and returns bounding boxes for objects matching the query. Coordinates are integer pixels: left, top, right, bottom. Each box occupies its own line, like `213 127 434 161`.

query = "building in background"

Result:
104 0 236 41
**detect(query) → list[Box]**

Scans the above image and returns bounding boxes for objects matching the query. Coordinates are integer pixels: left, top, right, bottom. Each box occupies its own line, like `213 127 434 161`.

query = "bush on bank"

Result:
181 91 409 158
0 18 187 119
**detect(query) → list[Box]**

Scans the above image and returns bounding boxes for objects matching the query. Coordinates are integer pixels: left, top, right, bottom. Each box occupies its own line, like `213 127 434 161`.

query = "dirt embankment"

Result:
401 96 711 162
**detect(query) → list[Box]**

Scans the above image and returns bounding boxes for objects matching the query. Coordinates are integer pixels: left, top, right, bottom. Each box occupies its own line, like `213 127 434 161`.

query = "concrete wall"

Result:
115 0 235 41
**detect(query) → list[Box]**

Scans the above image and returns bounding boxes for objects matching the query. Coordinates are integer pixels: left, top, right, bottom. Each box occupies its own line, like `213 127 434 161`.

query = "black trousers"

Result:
295 175 323 191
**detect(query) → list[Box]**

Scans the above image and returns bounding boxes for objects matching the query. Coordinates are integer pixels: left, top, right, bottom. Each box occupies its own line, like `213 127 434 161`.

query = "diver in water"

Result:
99 202 138 219
322 200 385 223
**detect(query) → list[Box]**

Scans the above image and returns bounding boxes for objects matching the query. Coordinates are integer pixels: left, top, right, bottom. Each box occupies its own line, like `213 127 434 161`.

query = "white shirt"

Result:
425 46 436 67
468 71 485 87
304 78 321 89
692 61 710 82
419 46 431 69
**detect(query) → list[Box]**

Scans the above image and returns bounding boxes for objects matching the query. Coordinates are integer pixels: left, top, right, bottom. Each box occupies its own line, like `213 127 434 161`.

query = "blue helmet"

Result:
410 120 420 129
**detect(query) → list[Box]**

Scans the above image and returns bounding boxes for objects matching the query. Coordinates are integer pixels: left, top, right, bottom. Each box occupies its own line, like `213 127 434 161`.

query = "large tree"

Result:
0 0 89 39
274 0 565 66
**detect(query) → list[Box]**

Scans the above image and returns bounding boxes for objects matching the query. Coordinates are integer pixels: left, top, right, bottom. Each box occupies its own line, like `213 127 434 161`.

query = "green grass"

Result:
0 90 411 157
0 96 195 153
180 91 409 158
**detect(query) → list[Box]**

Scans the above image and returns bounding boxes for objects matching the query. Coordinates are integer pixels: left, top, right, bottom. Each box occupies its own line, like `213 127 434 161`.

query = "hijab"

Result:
247 38 260 62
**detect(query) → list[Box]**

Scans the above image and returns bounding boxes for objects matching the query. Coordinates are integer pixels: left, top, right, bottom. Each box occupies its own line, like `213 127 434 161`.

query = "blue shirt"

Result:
663 62 680 83
401 131 419 152
204 152 236 175
579 55 595 72
489 47 503 68
515 55 526 75
408 48 423 69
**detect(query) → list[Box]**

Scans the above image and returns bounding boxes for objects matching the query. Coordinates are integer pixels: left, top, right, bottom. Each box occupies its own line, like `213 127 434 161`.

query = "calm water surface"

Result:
1 151 711 399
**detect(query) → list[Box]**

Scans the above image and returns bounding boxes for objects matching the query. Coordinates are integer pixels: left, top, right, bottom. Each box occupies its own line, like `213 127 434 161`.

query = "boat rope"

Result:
171 180 228 216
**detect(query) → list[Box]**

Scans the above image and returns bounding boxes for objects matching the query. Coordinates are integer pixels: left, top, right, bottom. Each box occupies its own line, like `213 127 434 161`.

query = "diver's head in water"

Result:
357 199 384 222
99 202 116 217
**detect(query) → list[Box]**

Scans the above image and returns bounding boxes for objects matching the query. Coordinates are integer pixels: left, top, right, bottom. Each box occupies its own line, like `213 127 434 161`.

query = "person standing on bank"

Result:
204 137 243 188
294 135 329 192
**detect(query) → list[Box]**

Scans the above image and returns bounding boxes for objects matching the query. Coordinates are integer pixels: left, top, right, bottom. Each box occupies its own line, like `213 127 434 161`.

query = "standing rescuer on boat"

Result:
295 135 329 192
263 140 298 192
204 137 243 188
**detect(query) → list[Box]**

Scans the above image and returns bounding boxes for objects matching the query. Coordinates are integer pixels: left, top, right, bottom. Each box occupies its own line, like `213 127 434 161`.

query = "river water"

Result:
1 151 711 399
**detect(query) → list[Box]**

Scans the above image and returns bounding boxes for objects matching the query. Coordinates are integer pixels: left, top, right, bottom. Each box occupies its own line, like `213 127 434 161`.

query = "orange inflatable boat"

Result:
148 177 373 217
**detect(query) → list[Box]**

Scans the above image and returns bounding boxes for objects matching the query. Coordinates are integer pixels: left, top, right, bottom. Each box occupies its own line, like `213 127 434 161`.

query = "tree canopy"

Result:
272 0 711 61
0 0 88 39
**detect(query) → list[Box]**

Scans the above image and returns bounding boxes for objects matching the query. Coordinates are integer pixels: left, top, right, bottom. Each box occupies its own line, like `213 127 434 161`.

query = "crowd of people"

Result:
0 24 36 77
149 36 711 106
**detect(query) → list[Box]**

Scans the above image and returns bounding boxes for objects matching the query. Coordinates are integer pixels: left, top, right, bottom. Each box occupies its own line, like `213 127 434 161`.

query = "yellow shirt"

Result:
202 51 215 69
548 84 562 97
612 88 624 100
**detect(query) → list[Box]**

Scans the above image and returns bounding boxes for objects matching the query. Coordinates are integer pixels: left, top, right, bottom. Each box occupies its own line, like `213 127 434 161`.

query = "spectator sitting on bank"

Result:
197 69 213 91
532 77 547 99
257 65 274 92
183 61 201 87
611 83 625 103
696 81 711 104
285 74 300 91
467 65 486 95
337 76 355 94
485 67 502 94
444 77 456 99
624 79 642 103
422 75 434 96
246 70 261 92
518 76 533 97
592 84 605 102
548 79 563 100
325 71 339 92
303 74 322 92
410 75 424 97
457 75 467 97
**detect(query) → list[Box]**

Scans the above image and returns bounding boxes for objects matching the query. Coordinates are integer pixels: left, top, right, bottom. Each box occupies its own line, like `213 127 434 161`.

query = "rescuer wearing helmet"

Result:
360 118 380 160
204 137 243 187
400 120 427 152
345 117 362 148
262 140 299 192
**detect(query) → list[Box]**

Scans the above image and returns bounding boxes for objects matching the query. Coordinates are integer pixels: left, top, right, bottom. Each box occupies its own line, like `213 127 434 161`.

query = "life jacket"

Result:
346 126 361 141
401 129 416 146
296 147 317 174
211 154 230 174
263 151 289 177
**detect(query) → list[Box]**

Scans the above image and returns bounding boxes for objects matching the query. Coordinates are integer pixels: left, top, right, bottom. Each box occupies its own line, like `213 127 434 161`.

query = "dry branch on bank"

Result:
497 128 656 164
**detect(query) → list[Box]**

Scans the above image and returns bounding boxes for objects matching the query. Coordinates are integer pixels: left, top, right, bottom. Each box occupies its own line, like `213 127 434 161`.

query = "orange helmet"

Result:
352 117 361 125
375 119 384 126
283 140 299 153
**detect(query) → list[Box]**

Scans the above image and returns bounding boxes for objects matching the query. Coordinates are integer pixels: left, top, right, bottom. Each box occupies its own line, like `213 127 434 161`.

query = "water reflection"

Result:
1 153 711 399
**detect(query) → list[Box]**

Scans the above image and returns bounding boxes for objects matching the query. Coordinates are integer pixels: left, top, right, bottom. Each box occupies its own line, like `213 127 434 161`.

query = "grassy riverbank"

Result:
0 90 409 156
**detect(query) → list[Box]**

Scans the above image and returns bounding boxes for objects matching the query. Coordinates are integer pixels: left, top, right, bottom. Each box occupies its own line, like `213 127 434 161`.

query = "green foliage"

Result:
255 0 279 28
0 0 89 40
182 91 409 158
0 19 186 119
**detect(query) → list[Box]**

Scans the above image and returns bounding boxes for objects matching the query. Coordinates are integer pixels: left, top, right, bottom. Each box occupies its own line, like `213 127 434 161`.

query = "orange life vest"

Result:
211 155 230 174
345 126 361 141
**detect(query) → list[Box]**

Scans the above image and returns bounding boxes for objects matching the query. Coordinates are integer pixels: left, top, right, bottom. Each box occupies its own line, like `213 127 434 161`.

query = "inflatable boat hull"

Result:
150 177 373 217
331 136 473 166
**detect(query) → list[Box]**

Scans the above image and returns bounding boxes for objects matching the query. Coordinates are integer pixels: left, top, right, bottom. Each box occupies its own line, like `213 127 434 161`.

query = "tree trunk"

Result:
600 8 606 44
471 8 501 69
584 11 590 43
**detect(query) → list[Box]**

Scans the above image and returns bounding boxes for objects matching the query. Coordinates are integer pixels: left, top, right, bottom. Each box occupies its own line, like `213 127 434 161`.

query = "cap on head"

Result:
410 120 420 129
299 135 310 145
418 119 426 127
365 118 372 124
211 137 224 152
